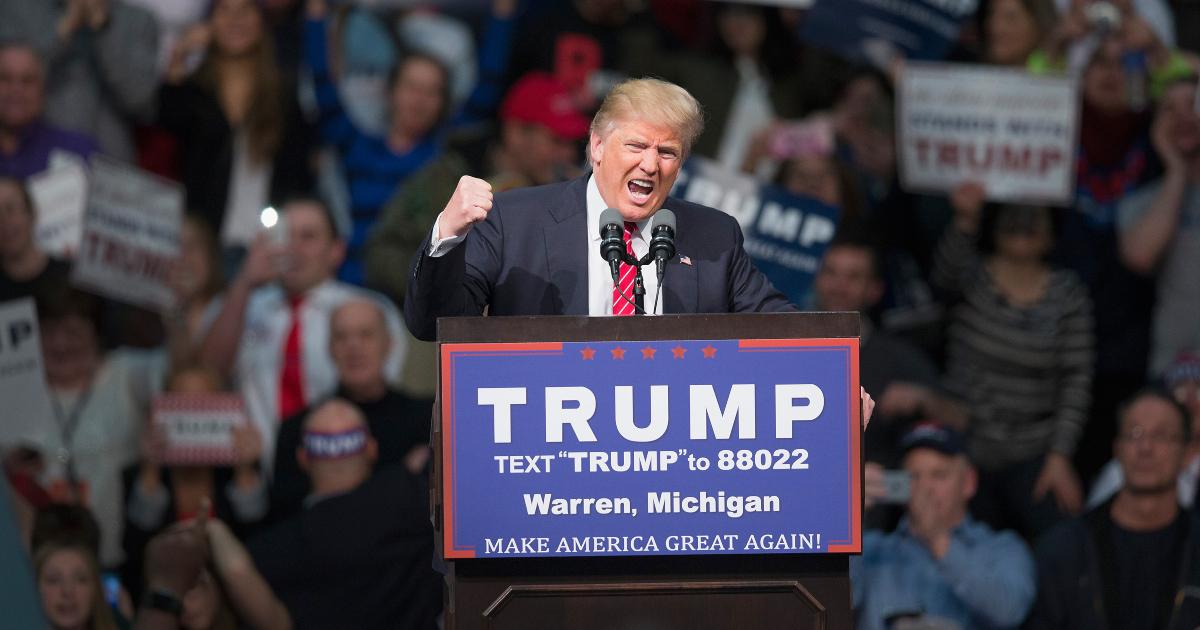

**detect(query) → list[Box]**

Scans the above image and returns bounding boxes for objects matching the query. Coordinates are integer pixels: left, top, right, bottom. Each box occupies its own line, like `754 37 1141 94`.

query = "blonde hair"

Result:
589 78 705 156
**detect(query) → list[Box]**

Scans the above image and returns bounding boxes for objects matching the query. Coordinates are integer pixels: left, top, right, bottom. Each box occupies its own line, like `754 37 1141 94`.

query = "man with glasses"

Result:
1028 387 1200 630
1086 353 1200 508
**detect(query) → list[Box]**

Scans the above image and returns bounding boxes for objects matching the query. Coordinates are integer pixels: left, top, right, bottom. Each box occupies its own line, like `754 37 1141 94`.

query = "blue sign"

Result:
440 338 861 559
672 158 840 307
800 0 978 64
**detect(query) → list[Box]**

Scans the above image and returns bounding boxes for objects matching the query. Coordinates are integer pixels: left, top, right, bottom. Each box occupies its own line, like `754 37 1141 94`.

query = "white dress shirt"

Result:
223 280 407 468
428 175 663 316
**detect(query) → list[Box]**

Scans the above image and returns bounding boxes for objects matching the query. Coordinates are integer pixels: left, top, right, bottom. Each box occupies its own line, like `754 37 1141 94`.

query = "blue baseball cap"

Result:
899 422 966 457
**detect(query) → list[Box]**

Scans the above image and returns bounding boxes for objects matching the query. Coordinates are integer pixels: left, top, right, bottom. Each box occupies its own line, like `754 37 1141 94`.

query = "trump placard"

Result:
672 158 839 306
153 393 248 466
440 337 860 559
0 299 54 443
71 157 183 311
898 62 1080 204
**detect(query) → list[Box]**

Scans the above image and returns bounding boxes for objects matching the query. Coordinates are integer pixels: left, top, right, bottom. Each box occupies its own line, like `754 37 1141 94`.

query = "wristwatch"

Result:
143 587 184 616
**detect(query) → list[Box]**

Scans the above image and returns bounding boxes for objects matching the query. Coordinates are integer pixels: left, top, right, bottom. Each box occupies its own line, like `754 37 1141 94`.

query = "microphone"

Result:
649 208 676 281
598 207 625 284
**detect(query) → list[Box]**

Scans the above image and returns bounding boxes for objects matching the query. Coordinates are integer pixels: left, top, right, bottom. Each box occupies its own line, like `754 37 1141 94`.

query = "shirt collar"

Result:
586 174 654 242
896 513 977 543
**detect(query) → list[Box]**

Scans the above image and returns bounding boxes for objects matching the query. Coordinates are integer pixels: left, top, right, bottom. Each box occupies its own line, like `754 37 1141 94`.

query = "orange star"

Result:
701 345 717 359
580 347 596 360
610 346 626 360
641 346 656 360
671 346 687 359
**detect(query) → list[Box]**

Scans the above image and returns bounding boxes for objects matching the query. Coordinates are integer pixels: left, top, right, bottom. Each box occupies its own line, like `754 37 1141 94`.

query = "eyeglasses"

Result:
1118 426 1186 446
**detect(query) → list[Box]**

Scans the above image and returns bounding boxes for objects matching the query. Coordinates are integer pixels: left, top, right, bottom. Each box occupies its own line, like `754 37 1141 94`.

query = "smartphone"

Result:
101 572 122 609
880 469 911 505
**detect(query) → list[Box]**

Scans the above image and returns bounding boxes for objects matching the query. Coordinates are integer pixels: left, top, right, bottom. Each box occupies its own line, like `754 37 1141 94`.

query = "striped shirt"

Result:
933 226 1095 469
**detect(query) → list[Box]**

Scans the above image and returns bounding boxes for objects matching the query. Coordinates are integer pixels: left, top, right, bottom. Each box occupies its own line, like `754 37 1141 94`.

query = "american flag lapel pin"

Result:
679 255 692 266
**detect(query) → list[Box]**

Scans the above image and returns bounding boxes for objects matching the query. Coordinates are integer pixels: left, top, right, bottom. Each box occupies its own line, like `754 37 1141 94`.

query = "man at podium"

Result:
402 77 793 342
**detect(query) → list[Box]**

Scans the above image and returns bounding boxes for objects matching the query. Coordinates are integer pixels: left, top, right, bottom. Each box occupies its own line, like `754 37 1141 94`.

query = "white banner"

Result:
898 62 1080 205
29 161 89 259
153 393 248 466
0 299 54 445
71 157 183 311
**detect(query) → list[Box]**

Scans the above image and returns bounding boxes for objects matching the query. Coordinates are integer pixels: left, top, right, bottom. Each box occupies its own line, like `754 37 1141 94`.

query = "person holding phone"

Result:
852 424 1035 630
199 197 407 468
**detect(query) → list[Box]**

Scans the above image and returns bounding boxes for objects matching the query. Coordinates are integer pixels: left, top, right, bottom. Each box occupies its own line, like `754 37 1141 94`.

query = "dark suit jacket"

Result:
404 176 793 341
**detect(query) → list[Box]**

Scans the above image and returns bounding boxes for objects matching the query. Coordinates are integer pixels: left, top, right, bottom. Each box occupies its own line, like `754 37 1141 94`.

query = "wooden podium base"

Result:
444 554 849 630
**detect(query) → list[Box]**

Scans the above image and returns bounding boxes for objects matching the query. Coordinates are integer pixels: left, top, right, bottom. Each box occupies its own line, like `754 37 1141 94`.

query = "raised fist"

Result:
437 176 494 239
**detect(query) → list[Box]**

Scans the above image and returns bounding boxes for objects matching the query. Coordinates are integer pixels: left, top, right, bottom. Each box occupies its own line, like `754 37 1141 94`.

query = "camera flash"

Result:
259 206 278 229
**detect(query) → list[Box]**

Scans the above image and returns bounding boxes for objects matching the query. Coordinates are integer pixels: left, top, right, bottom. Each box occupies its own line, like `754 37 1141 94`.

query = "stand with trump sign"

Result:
433 312 862 630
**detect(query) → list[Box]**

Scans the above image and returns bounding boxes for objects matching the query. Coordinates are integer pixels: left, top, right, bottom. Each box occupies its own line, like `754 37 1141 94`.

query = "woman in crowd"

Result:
0 176 70 302
304 0 451 285
36 540 119 630
160 0 312 270
11 290 171 569
121 364 266 602
1035 0 1180 480
983 0 1059 66
933 182 1094 540
166 216 226 363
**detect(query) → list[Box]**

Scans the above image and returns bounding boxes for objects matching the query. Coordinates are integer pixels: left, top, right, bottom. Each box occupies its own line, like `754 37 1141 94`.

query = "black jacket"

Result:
248 465 441 630
157 80 313 234
1026 499 1200 630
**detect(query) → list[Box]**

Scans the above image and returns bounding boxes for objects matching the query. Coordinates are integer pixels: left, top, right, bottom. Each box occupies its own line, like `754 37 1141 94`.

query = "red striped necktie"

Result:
613 221 637 316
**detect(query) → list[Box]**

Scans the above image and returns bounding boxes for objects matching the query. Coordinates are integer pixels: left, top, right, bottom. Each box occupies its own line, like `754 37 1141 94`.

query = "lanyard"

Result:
50 381 96 484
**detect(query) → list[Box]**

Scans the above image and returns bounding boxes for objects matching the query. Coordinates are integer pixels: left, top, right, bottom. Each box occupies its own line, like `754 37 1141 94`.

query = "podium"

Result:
432 312 861 629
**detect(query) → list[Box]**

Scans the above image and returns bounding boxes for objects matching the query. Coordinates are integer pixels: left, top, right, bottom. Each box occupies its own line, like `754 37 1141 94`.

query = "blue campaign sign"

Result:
440 338 861 559
800 0 978 64
671 158 839 306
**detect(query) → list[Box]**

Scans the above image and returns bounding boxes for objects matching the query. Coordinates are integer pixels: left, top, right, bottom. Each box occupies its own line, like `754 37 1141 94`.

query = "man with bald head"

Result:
269 299 431 521
0 42 98 177
249 398 442 629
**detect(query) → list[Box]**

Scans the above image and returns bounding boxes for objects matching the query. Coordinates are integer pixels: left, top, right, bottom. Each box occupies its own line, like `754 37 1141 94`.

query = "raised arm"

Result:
207 519 292 630
1119 109 1190 274
303 0 360 150
199 236 281 376
931 181 986 295
403 176 496 341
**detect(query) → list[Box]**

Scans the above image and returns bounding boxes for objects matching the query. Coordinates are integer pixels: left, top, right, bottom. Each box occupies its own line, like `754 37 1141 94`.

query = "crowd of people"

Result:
1 0 1200 628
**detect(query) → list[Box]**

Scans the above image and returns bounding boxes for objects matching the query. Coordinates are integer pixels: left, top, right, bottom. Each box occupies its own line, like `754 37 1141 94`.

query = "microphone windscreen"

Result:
654 209 676 234
599 207 623 233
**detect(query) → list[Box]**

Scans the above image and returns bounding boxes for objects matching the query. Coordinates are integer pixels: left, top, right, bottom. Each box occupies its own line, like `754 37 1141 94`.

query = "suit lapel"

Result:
543 178 589 315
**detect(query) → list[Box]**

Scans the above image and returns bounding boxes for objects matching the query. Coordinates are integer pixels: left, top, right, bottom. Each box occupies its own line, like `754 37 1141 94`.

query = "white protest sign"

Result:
898 62 1080 205
153 393 248 466
29 161 89 258
71 157 183 311
0 299 54 445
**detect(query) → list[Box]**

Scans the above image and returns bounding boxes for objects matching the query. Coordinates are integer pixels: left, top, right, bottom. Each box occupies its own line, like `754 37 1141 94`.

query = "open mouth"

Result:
627 179 654 204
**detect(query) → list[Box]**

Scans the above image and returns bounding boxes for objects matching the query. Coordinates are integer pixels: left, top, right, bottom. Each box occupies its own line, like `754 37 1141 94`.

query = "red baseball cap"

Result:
500 72 590 141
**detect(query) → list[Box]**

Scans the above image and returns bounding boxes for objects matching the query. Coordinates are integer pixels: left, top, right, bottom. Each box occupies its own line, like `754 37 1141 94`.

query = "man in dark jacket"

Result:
1028 387 1200 630
249 399 440 630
